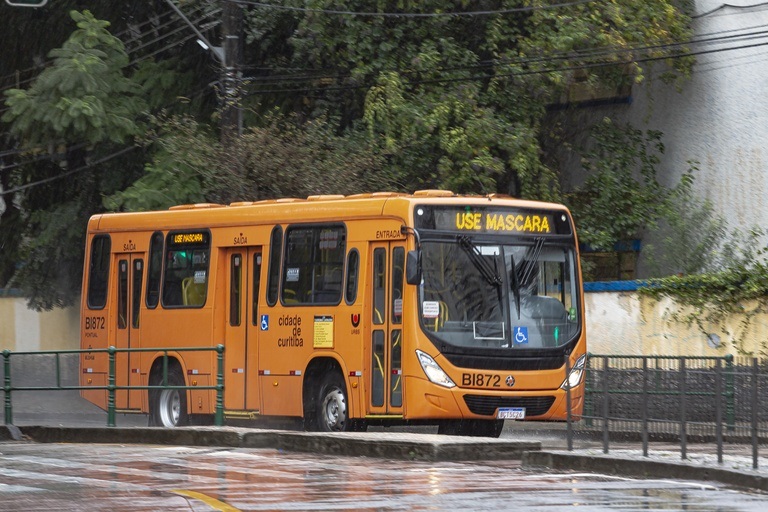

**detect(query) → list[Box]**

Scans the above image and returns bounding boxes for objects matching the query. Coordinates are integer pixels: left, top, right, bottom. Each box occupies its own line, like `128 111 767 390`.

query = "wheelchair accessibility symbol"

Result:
260 315 269 331
514 326 528 344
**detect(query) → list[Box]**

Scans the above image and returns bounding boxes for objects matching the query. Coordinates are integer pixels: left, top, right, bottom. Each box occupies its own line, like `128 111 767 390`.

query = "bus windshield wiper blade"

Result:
509 253 521 319
457 235 502 287
520 237 545 286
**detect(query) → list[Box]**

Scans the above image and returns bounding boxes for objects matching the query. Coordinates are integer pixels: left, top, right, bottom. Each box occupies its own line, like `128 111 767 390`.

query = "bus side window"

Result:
87 235 111 309
267 226 282 306
145 231 163 309
282 225 345 305
252 253 262 325
132 259 143 328
373 248 386 324
345 249 359 305
162 231 210 308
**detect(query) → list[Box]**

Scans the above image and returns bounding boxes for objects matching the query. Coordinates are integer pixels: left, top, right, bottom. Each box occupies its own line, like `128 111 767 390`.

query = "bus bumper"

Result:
404 376 584 421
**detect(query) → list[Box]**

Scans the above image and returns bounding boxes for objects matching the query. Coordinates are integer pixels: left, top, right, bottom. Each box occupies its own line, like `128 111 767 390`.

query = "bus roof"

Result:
88 190 571 233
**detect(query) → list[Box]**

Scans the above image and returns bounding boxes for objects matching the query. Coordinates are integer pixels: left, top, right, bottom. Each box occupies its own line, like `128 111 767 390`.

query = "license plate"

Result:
497 407 525 420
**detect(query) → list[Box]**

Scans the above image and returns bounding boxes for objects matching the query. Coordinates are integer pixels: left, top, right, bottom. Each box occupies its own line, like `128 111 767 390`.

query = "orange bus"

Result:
80 190 586 437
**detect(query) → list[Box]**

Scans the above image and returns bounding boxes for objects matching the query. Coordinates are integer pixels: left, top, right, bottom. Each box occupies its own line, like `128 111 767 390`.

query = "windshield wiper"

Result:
509 253 521 319
457 235 502 287
520 237 545 286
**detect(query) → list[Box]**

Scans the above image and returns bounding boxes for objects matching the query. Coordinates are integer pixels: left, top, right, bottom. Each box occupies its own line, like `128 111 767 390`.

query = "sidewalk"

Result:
2 393 767 492
510 422 768 492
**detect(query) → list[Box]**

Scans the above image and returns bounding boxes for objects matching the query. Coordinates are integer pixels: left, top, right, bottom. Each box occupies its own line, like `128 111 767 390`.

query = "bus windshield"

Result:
419 237 579 349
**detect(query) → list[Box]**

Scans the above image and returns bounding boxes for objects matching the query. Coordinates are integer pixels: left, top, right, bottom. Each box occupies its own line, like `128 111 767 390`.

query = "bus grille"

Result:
463 395 556 417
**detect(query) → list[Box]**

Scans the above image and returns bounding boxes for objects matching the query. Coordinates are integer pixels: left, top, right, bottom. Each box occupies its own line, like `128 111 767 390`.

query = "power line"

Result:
694 1 768 19
229 0 601 17
0 80 213 173
236 20 768 90
242 31 768 96
0 2 216 94
0 8 220 119
0 145 137 196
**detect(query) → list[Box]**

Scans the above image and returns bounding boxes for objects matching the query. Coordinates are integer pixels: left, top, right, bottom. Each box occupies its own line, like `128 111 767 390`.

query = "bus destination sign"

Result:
414 206 571 235
170 232 209 245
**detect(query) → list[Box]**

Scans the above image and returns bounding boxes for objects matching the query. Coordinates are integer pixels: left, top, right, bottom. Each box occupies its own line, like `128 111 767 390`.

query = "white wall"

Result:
0 294 80 352
3 291 761 357
628 1 768 227
586 290 768 357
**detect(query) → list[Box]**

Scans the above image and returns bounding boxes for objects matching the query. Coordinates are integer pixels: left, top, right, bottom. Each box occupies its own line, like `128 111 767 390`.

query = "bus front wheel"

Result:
314 372 350 432
148 365 189 428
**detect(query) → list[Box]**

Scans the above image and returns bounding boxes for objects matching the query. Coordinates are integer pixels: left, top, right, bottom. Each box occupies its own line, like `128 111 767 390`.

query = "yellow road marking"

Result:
170 489 241 511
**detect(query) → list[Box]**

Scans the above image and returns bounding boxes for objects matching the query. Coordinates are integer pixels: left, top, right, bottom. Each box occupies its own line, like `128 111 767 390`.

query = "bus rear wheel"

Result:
149 365 189 428
438 419 504 438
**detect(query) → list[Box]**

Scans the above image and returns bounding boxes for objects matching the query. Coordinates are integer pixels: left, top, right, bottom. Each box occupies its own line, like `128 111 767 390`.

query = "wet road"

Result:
1 442 767 511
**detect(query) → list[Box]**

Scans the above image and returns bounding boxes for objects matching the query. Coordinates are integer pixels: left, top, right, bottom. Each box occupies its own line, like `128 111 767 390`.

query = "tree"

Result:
105 112 393 211
2 1 696 308
1 10 148 309
247 0 693 199
566 118 674 251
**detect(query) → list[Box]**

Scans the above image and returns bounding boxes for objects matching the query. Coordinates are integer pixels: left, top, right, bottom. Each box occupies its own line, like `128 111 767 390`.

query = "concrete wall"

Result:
2 291 764 357
624 1 768 226
586 291 767 357
0 293 79 352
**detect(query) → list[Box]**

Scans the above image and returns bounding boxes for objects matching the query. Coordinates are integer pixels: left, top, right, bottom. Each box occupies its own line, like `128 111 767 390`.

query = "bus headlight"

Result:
416 350 456 388
561 354 587 390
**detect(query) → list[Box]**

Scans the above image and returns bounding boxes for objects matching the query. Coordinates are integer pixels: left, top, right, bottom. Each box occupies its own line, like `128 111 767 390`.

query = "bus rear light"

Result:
83 368 93 373
392 369 402 375
131 368 140 374
349 371 362 377
259 370 271 375
187 369 200 375
232 368 244 374
289 370 302 376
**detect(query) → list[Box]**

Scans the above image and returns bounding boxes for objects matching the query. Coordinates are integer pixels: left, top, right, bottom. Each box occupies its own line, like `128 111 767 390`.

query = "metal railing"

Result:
567 354 768 469
2 345 225 427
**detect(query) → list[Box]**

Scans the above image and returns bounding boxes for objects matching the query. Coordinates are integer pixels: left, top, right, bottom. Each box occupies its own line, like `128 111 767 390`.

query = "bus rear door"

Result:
368 242 406 416
114 253 144 410
223 247 262 411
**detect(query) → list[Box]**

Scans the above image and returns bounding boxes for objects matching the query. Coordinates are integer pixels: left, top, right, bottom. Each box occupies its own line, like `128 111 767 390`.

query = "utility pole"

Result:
164 0 242 145
220 0 243 146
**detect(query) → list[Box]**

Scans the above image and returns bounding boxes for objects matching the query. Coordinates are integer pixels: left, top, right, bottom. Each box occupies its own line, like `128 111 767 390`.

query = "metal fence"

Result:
573 354 768 469
1 346 225 427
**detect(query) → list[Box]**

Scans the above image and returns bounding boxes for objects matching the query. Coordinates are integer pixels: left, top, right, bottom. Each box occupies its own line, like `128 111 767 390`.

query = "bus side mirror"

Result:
406 250 421 285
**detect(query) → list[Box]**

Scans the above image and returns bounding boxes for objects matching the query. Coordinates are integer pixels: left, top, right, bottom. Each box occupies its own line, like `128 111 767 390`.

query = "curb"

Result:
4 425 767 491
5 426 540 462
522 450 768 492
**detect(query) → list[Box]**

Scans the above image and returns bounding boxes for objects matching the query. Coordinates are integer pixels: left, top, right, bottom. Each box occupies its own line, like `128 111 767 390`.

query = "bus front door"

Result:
223 247 262 411
113 254 144 410
369 242 406 416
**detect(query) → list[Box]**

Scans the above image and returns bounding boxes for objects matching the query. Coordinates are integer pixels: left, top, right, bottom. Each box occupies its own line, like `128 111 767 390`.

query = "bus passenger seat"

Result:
314 269 342 302
182 277 206 306
434 300 449 331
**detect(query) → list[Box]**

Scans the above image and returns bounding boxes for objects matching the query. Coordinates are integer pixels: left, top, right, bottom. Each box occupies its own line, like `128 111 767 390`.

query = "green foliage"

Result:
104 114 212 211
229 114 393 201
566 118 681 251
2 1 696 310
2 10 145 146
0 9 155 309
105 112 394 211
12 200 88 310
640 229 768 354
247 0 693 199
642 163 728 276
